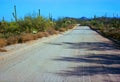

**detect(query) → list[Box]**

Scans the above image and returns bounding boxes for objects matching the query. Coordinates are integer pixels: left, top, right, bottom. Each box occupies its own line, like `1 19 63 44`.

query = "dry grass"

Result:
32 34 38 40
18 32 50 43
0 48 7 52
0 39 7 47
37 32 45 38
19 33 34 43
54 31 59 34
0 26 74 51
43 32 49 37
68 25 74 29
59 28 67 32
7 36 19 45
48 29 59 35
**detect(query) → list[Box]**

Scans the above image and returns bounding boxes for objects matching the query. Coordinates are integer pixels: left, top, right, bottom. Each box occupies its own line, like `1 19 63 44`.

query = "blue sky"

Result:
0 0 120 21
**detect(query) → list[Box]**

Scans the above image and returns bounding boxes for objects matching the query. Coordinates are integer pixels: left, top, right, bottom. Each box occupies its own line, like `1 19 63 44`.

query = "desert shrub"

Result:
104 29 120 40
21 16 33 33
17 15 53 33
47 28 58 35
8 22 19 33
32 16 47 32
7 36 19 45
19 33 34 43
55 17 76 31
0 39 7 47
59 28 67 32
67 25 74 29
36 32 45 38
49 30 59 35
32 34 39 40
82 17 120 41
42 32 49 37
0 22 8 33
0 48 7 52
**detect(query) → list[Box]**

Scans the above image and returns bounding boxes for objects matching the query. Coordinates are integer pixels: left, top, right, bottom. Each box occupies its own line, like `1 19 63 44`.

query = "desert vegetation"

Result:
79 16 120 42
0 5 76 50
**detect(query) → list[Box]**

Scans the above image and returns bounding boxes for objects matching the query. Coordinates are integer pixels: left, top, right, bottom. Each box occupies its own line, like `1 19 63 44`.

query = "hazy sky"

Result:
0 0 120 21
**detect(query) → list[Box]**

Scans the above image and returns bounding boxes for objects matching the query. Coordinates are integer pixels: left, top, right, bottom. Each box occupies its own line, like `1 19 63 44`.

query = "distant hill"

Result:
79 17 89 20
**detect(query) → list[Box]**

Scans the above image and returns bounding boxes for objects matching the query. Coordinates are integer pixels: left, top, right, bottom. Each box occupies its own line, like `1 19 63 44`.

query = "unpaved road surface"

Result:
0 26 120 82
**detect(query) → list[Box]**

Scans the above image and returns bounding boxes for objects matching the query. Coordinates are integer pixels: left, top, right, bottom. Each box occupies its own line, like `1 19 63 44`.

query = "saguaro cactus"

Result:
49 13 53 21
2 16 5 22
38 9 40 16
12 5 18 22
94 15 96 19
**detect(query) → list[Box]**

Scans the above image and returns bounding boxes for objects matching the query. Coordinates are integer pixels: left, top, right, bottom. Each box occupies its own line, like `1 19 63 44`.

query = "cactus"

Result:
49 13 53 21
2 16 5 22
104 13 107 17
113 13 115 18
12 5 18 22
94 15 96 19
38 9 40 16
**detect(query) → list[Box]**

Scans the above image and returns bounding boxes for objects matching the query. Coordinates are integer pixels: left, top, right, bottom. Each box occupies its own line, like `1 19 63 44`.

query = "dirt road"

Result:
0 26 120 82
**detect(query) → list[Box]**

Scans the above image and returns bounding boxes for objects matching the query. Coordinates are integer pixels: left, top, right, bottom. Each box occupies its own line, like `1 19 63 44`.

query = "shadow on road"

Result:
53 54 120 65
53 54 120 77
55 66 120 76
46 42 119 51
48 41 120 77
63 42 120 50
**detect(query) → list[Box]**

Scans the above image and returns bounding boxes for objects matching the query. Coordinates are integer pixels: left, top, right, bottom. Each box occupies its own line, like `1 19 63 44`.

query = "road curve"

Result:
0 26 120 82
